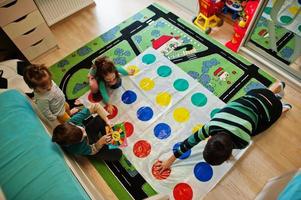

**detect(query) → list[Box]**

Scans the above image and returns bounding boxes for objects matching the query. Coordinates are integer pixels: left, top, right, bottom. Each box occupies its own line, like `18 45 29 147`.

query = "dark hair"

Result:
23 64 52 89
52 123 83 146
94 56 120 82
203 132 233 165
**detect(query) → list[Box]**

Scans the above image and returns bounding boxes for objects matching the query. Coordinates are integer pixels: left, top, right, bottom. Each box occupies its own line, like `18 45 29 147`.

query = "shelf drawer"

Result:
3 10 44 38
22 34 57 60
0 0 37 27
12 23 51 50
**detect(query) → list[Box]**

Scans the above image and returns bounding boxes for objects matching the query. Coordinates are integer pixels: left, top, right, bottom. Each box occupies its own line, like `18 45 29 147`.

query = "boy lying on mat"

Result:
158 81 292 172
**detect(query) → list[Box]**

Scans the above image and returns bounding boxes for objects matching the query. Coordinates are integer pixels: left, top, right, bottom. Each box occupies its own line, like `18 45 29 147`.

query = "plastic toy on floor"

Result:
225 0 259 52
105 123 127 149
193 0 224 34
223 0 246 20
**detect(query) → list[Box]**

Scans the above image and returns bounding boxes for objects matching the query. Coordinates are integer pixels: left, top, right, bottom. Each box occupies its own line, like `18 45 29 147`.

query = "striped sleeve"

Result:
173 125 210 158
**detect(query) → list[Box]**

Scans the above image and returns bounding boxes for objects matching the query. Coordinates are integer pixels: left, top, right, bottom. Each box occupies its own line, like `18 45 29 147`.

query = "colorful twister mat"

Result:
79 48 251 199
49 3 276 199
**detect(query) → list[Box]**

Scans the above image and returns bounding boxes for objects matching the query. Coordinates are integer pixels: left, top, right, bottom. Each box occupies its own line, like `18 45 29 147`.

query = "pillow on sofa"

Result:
0 90 89 200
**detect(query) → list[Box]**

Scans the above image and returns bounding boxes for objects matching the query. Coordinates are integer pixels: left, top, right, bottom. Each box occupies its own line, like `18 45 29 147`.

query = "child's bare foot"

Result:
70 108 80 116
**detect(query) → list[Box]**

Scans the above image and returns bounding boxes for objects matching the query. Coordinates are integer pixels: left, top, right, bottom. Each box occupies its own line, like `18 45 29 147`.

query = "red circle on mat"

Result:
173 183 193 200
88 92 102 103
124 122 134 137
104 105 118 119
151 160 171 180
133 140 151 158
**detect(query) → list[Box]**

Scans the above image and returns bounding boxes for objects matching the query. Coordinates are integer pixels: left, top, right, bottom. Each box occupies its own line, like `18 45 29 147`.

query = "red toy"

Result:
193 0 224 34
225 0 259 52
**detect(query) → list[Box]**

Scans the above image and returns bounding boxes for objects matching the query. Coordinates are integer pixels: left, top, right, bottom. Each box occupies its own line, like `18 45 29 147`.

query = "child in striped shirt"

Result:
157 81 292 171
23 64 74 123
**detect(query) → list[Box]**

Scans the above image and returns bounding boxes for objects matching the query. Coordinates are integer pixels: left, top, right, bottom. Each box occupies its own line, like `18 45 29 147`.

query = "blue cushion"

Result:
0 90 89 200
279 171 301 200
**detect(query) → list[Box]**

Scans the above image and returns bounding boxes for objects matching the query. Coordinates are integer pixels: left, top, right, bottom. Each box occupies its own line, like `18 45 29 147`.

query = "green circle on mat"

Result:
264 7 272 15
157 65 172 77
191 93 207 107
173 79 189 91
298 25 301 32
280 16 293 24
142 54 156 64
210 108 221 118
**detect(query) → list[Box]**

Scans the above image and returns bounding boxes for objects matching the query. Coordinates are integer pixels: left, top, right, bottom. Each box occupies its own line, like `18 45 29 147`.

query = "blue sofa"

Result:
0 90 90 200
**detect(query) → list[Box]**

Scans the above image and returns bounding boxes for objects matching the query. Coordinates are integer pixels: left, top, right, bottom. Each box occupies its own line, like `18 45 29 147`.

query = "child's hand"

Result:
105 120 114 127
70 108 79 115
156 155 177 173
74 99 83 106
98 135 112 145
106 104 114 115
128 68 135 76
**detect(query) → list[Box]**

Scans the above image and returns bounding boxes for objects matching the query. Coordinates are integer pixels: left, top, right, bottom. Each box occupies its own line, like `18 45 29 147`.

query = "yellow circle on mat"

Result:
173 107 190 123
288 6 299 15
192 123 203 134
156 92 171 107
140 78 155 91
127 65 140 75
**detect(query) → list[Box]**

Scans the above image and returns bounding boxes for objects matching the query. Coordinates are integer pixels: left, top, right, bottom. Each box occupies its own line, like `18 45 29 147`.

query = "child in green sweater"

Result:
88 56 134 113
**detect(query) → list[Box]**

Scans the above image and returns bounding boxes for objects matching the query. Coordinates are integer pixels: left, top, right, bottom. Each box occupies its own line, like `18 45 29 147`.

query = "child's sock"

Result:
282 103 292 112
277 81 285 99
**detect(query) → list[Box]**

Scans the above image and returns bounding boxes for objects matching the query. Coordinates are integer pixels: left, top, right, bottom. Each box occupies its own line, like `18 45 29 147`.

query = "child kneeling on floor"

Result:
23 64 76 123
52 103 122 161
157 81 292 171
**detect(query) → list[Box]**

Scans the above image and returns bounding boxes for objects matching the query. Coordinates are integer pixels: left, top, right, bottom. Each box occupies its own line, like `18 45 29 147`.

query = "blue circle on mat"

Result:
137 106 153 121
157 65 172 77
194 162 213 182
142 54 156 64
154 123 171 139
173 142 191 160
121 90 137 104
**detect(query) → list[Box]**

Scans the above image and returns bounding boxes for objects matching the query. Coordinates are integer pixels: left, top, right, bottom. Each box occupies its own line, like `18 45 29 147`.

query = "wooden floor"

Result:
33 0 301 199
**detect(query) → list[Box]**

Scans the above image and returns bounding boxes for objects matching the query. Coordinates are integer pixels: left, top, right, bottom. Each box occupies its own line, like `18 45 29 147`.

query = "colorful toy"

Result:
105 123 127 148
193 0 224 34
222 0 246 20
225 0 259 52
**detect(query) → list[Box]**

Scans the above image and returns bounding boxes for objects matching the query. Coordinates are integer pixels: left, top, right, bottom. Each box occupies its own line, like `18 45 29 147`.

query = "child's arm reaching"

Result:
88 103 112 126
98 81 115 114
157 125 210 172
116 66 135 75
